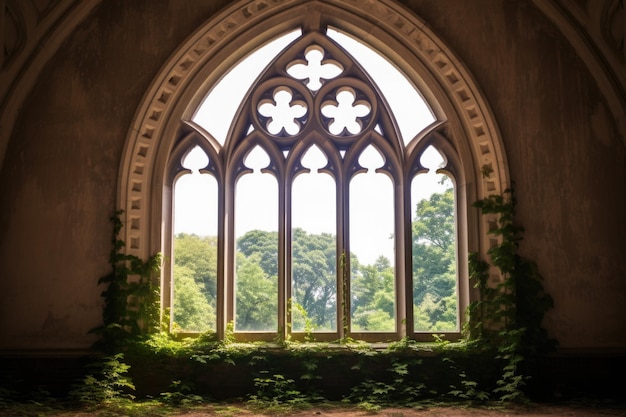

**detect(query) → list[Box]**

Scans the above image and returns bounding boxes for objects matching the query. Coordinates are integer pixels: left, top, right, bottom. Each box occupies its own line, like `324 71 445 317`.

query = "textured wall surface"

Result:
412 0 626 349
0 0 624 351
0 0 230 350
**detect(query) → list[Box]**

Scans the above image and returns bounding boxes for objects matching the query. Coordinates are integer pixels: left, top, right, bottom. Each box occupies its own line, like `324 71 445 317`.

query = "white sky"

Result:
176 28 447 266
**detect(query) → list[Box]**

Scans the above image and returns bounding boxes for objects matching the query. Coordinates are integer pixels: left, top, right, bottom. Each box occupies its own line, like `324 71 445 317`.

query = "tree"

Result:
173 234 218 332
412 186 457 331
237 230 278 278
174 233 217 302
235 252 278 331
351 256 395 331
171 189 459 335
236 228 338 332
291 228 336 331
172 265 215 332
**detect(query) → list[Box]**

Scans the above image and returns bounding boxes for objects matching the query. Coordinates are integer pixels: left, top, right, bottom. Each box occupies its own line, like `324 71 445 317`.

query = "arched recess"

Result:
118 0 509 337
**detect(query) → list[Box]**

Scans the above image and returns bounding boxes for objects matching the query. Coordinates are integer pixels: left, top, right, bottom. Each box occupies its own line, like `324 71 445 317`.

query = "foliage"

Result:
291 229 337 330
0 385 60 416
235 251 279 331
159 380 205 406
69 353 135 406
443 357 490 401
340 251 349 337
248 372 309 408
467 186 557 401
290 299 315 341
92 210 161 351
59 184 559 415
172 234 216 332
350 256 395 331
170 185 458 335
173 265 215 331
470 187 556 350
412 186 458 332
345 356 429 407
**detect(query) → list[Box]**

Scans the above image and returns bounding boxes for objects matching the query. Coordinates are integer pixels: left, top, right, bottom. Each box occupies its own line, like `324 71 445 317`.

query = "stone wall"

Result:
0 0 624 352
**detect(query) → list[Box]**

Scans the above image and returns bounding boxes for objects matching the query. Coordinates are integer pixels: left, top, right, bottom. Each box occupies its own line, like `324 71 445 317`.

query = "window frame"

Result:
168 29 464 343
118 0 510 344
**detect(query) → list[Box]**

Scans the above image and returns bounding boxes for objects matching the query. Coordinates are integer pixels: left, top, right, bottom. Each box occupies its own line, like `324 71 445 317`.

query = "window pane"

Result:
350 146 396 332
411 146 458 332
178 26 465 342
291 145 337 332
234 146 278 331
193 30 301 144
327 27 435 144
173 146 217 332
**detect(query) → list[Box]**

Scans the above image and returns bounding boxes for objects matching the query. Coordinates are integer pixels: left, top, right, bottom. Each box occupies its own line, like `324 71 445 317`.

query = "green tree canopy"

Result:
412 186 457 331
237 230 278 278
291 228 336 331
235 251 278 331
174 233 217 301
171 183 459 335
351 256 395 332
173 234 218 332
172 265 215 332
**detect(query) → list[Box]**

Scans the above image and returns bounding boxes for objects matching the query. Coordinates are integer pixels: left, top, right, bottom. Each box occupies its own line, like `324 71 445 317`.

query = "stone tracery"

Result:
118 0 510 299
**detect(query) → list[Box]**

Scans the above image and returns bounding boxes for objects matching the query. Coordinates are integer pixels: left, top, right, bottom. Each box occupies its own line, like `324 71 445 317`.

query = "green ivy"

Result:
77 196 558 409
91 210 162 351
68 353 135 406
467 186 557 401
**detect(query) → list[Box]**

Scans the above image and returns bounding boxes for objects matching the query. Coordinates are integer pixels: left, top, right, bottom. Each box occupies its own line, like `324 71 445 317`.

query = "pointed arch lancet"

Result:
119 0 509 341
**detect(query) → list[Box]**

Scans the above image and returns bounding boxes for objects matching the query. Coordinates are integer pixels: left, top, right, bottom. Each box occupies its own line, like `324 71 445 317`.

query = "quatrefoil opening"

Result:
287 45 343 91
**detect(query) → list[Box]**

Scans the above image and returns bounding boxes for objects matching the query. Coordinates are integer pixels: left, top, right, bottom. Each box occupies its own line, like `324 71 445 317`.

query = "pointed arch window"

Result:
167 26 463 342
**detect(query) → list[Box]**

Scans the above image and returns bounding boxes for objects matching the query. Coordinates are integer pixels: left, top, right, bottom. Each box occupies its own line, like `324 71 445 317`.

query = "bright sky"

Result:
176 28 447 266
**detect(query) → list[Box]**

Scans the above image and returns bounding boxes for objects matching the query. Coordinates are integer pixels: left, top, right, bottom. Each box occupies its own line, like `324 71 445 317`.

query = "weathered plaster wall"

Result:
410 0 626 349
0 0 624 351
0 0 230 350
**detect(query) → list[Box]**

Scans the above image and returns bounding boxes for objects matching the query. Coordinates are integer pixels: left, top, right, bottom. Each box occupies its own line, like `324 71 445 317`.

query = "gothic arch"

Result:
118 0 509 298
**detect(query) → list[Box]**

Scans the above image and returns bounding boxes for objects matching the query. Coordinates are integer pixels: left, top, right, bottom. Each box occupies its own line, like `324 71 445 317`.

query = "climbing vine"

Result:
467 185 557 401
78 195 558 411
91 210 162 351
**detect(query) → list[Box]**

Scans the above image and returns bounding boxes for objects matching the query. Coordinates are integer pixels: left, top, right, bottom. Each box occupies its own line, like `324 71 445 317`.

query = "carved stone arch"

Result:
343 133 402 184
286 135 334 177
166 131 223 185
229 131 286 181
406 127 461 181
288 131 344 182
118 0 510 283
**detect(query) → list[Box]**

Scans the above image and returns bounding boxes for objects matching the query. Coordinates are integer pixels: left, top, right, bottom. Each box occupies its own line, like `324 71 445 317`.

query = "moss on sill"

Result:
116 334 502 401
